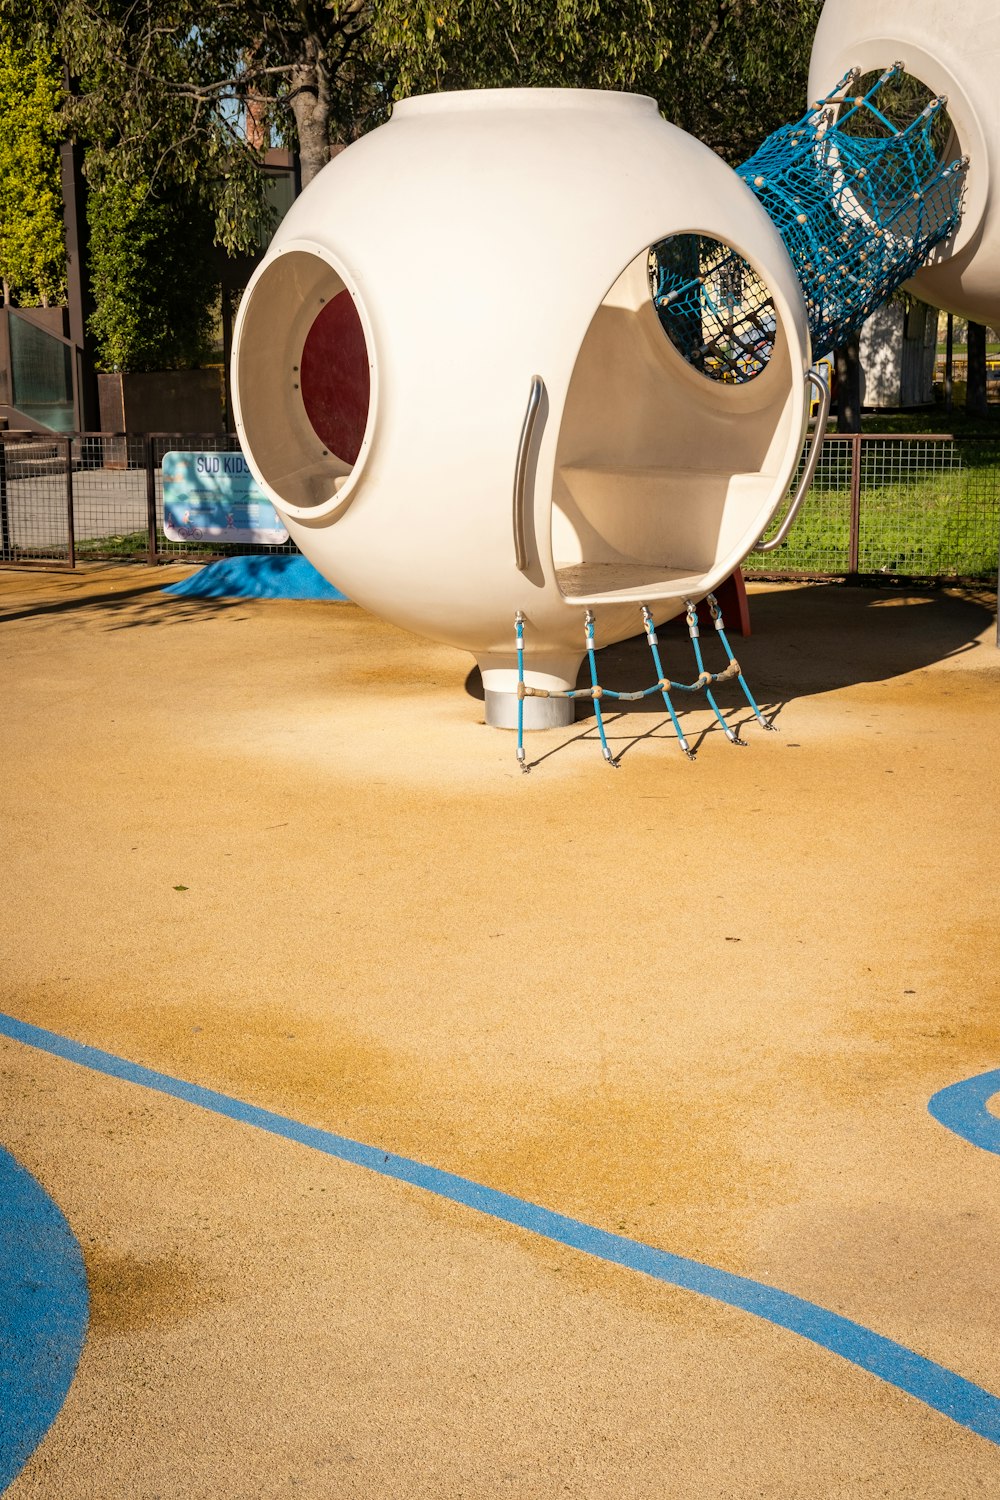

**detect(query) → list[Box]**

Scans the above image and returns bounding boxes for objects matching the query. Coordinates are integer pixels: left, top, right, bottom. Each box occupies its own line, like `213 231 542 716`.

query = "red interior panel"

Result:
300 291 370 465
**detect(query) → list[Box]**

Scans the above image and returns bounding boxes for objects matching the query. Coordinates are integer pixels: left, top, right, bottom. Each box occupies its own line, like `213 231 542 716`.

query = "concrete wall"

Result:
860 297 940 408
97 369 224 434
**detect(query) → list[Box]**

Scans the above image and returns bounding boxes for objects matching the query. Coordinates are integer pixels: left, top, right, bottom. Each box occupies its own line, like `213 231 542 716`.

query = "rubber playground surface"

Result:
2 562 999 1497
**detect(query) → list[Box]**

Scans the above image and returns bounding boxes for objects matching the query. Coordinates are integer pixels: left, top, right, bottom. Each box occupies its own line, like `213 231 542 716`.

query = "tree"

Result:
965 321 988 418
666 0 823 167
43 0 382 253
0 31 66 305
373 0 668 97
86 174 217 372
32 0 822 258
833 336 862 432
374 0 822 167
3 0 826 369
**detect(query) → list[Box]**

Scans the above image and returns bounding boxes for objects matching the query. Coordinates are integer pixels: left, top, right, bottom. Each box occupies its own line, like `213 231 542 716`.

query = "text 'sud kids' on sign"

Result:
162 451 289 545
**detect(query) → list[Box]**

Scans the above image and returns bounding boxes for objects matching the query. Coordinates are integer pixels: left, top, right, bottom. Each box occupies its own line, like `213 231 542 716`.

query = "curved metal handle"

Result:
754 368 831 553
513 375 544 572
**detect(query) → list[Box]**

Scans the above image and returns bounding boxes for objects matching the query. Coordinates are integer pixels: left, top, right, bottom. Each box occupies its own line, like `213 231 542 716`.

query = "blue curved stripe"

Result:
0 1144 89 1491
929 1070 1000 1155
2 1011 999 1449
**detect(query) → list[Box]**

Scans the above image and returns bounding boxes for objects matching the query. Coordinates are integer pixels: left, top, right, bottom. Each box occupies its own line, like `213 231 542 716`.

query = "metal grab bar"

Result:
513 375 544 571
753 368 831 552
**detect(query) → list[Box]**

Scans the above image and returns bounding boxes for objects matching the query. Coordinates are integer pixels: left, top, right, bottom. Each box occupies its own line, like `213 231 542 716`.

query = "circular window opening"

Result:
233 246 376 517
300 291 370 465
830 69 963 259
648 234 776 384
838 70 955 163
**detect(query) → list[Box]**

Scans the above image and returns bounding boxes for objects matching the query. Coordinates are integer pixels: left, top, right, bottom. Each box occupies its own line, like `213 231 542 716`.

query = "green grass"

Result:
69 442 1000 582
861 400 1000 435
74 529 219 559
746 437 1000 578
73 530 296 561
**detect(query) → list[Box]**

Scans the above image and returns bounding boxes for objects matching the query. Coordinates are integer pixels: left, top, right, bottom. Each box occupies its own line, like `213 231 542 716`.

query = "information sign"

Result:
162 451 289 545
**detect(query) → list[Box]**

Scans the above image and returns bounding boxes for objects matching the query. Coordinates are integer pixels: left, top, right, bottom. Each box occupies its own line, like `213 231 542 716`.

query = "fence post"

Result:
0 439 9 560
64 436 76 568
848 432 862 576
144 435 158 565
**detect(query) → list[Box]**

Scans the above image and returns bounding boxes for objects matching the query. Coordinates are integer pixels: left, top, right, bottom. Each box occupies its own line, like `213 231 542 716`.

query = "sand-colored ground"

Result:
1 564 999 1497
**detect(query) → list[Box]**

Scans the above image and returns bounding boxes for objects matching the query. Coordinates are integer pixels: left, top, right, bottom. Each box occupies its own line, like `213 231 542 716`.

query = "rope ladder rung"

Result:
513 596 775 772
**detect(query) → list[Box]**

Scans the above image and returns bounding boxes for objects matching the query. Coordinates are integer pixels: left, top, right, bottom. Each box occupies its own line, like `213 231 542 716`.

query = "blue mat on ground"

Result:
164 554 348 601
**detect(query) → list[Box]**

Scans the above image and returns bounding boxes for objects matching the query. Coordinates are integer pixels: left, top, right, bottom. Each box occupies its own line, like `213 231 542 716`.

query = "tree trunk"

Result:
834 336 862 432
289 42 332 187
966 321 988 418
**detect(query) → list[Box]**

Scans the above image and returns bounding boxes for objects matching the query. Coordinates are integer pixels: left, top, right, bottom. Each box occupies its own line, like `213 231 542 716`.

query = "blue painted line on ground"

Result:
0 1143 89 1492
928 1070 1000 1156
164 554 348 601
2 1010 1000 1448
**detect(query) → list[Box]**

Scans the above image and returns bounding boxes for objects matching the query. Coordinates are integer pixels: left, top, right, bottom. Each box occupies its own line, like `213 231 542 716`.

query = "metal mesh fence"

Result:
921 435 1000 577
71 433 147 561
0 432 299 566
0 435 75 564
744 433 1000 580
857 437 955 575
744 436 854 575
3 429 998 581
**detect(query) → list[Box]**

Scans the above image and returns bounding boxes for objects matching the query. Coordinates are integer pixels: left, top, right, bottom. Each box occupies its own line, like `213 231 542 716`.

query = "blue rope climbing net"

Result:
515 595 772 771
650 65 967 377
739 64 967 359
650 235 776 383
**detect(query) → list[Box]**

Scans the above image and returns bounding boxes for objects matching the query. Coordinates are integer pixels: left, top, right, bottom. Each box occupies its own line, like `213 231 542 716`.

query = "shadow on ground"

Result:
0 573 248 628
465 583 997 718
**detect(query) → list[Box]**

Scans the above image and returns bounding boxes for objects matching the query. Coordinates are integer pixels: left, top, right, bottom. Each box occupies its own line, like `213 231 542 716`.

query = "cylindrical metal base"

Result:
485 690 574 730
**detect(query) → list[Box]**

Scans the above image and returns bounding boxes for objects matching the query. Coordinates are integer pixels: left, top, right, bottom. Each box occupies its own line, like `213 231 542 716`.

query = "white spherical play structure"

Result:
810 0 1000 328
231 89 814 726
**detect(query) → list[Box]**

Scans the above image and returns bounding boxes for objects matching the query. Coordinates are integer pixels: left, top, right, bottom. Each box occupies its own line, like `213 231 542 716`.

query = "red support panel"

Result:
665 567 751 637
710 566 751 637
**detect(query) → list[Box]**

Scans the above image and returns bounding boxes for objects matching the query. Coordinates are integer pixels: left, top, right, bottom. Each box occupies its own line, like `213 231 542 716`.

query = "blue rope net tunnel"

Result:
651 65 968 376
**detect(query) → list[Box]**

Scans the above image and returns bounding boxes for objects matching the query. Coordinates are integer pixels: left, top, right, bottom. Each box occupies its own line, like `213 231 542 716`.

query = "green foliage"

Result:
2 0 825 366
744 436 1000 579
6 0 822 268
0 32 66 304
374 0 822 166
46 0 383 241
87 176 217 371
374 0 664 94
664 0 824 166
37 0 820 250
54 0 266 251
